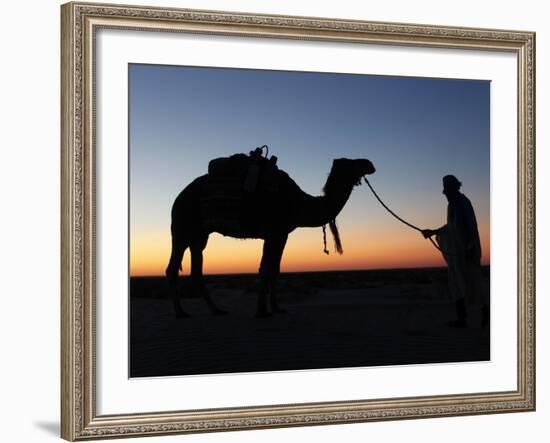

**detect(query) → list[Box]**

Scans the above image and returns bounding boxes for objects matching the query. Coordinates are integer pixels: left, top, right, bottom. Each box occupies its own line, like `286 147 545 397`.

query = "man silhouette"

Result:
422 175 489 328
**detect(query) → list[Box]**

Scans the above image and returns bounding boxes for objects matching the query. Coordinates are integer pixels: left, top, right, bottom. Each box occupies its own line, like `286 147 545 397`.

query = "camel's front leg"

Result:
269 284 287 314
256 235 288 317
269 235 288 314
255 274 270 318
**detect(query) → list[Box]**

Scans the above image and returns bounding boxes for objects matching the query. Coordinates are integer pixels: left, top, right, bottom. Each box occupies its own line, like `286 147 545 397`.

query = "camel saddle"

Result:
201 152 279 235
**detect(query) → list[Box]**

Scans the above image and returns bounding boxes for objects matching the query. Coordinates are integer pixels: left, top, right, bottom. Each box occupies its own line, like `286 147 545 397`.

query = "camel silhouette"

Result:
166 157 376 318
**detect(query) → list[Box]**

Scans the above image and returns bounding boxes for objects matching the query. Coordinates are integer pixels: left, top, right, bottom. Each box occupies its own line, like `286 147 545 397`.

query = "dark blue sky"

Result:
129 63 490 274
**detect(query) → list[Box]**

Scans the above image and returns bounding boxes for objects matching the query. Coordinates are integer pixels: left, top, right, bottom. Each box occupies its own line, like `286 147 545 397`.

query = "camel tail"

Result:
329 219 343 254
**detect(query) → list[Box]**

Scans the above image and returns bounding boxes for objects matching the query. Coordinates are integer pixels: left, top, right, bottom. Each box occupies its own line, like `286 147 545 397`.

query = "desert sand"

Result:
130 267 490 377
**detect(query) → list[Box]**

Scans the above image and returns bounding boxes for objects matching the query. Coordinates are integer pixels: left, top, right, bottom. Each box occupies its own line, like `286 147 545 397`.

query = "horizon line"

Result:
130 263 490 278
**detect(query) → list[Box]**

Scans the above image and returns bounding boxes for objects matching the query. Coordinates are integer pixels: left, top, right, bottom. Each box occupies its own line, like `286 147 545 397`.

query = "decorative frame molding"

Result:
61 2 535 440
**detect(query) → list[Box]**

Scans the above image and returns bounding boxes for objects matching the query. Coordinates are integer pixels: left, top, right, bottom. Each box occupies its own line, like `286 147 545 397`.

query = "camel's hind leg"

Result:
190 234 227 315
166 234 190 318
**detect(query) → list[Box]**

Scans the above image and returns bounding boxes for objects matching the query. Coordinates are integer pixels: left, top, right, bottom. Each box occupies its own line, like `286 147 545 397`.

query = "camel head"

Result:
330 158 376 187
321 158 376 255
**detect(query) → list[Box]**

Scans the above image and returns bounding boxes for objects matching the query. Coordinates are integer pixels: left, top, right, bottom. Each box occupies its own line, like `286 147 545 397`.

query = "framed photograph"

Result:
61 2 535 440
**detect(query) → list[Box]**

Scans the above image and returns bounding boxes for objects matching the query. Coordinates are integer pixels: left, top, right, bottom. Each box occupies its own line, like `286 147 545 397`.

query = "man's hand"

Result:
422 229 435 239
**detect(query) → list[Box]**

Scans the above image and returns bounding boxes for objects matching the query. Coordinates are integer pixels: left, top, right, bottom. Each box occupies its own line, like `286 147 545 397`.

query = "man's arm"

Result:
422 225 446 239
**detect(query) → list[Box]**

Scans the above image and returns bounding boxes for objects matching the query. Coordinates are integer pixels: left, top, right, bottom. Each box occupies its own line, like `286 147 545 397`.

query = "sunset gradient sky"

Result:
129 64 490 276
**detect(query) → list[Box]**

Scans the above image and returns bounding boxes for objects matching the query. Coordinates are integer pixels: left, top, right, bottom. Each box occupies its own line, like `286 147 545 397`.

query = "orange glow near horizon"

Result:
130 221 491 277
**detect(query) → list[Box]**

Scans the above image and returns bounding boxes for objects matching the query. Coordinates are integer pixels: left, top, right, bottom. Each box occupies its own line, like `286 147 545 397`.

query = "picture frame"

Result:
61 1 536 440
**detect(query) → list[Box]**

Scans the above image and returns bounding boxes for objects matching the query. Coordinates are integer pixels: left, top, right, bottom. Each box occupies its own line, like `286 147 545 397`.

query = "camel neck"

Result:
297 181 355 228
323 179 355 220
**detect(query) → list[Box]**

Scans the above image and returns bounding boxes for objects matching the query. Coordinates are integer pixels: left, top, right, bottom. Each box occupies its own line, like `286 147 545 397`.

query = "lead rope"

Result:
322 225 329 255
362 177 454 256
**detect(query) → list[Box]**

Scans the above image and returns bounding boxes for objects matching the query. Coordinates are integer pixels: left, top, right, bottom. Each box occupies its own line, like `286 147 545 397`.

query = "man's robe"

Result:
435 193 487 304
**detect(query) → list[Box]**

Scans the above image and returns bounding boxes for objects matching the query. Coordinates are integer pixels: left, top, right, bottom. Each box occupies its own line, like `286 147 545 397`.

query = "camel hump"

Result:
208 153 250 180
208 152 280 193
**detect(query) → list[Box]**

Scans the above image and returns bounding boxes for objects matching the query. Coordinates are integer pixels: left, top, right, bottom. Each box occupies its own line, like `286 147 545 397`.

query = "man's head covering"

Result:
443 175 462 191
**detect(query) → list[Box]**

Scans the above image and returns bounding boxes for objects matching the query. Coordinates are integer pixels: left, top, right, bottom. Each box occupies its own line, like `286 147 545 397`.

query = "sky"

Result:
129 64 490 276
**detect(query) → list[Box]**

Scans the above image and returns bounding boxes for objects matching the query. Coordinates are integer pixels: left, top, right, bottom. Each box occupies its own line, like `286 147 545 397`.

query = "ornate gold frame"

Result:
61 2 536 440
